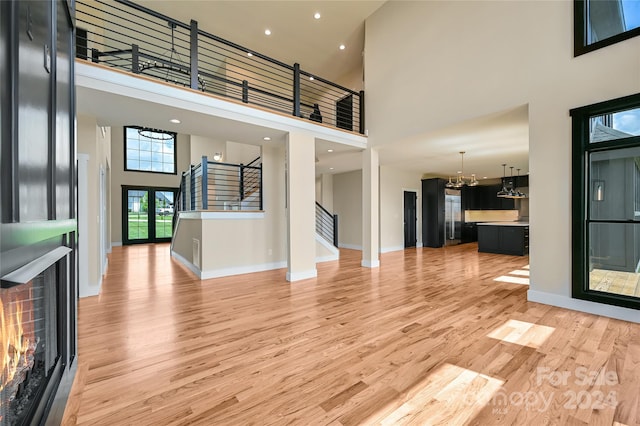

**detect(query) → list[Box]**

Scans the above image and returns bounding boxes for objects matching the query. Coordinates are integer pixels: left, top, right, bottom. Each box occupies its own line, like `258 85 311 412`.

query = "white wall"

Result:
333 169 363 249
226 140 261 165
190 135 226 165
77 115 111 297
380 166 423 252
365 1 640 320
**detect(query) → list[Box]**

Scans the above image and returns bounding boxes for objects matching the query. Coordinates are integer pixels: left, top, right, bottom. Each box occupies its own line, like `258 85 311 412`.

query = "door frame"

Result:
403 189 419 248
122 185 177 245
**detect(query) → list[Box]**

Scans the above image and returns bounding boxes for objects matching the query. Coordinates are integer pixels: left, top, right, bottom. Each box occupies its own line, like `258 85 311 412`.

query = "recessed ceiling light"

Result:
329 167 334 170
309 76 314 81
314 12 321 19
169 118 180 124
263 136 271 141
264 29 271 36
483 176 488 179
327 149 333 153
247 52 253 57
339 44 346 50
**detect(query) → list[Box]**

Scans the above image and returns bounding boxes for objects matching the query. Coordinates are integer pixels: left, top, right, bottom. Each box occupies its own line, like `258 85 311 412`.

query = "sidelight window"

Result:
571 93 640 310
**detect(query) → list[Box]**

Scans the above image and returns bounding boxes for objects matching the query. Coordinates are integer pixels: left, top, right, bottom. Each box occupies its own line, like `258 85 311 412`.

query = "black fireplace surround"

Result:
1 1 78 425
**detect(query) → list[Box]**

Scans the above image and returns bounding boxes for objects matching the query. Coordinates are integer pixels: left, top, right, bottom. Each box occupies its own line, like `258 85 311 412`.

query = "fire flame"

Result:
1 294 36 414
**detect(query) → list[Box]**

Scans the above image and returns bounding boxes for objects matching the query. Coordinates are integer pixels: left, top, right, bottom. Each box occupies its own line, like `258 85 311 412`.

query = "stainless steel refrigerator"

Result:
444 188 461 245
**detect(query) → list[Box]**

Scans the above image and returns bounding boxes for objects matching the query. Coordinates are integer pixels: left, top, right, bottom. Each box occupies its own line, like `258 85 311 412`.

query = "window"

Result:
124 126 177 174
575 0 640 56
571 93 640 310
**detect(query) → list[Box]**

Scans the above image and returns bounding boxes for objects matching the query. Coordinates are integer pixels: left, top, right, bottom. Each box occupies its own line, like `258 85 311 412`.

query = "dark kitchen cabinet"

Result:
422 178 446 247
461 222 478 243
478 225 529 256
464 185 514 210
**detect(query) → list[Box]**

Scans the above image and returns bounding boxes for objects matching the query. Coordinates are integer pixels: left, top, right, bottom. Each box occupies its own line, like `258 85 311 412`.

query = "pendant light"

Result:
512 168 527 198
497 164 509 197
446 151 478 188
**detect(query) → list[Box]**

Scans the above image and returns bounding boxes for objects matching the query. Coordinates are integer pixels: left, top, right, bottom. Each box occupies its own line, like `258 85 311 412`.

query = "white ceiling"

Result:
138 0 385 85
377 104 530 180
77 0 530 180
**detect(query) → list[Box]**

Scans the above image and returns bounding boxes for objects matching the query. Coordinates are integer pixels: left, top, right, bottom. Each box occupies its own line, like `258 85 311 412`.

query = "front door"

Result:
123 186 176 244
404 191 417 248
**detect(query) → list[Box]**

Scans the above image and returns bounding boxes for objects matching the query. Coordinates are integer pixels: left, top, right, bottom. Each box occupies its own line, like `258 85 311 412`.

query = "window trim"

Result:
574 0 640 57
570 92 640 310
123 126 178 175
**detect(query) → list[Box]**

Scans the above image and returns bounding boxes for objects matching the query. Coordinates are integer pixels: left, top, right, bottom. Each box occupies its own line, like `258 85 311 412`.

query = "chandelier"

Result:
137 128 174 140
445 151 479 188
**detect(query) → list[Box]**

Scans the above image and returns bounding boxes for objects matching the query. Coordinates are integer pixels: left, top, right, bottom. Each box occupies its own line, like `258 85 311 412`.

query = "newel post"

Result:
201 156 208 210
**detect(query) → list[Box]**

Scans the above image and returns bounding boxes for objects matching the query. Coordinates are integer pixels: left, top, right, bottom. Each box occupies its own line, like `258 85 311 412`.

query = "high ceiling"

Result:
78 0 530 179
138 0 386 85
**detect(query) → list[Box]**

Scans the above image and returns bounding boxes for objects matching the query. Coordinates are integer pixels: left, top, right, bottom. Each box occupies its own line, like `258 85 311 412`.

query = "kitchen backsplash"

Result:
465 209 519 223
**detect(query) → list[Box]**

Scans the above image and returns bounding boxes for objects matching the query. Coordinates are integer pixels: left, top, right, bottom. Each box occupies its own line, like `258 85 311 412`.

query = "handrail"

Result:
315 202 338 247
76 0 365 134
176 156 262 213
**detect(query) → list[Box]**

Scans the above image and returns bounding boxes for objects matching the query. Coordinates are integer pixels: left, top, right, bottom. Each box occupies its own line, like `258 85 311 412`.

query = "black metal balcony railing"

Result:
177 156 262 213
76 0 365 134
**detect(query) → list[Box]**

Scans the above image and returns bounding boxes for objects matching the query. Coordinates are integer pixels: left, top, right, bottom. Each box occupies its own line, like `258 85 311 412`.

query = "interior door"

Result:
404 191 417 248
123 186 176 244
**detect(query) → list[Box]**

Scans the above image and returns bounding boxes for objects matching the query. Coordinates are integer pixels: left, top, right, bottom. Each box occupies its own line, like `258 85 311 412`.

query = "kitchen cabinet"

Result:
477 223 529 256
421 178 446 247
463 185 515 210
461 222 478 243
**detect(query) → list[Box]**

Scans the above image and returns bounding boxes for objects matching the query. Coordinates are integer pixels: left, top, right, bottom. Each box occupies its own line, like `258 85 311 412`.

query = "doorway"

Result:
122 186 177 245
404 190 417 248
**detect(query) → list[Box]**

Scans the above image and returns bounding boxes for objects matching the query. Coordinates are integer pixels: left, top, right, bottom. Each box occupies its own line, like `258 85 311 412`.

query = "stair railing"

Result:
176 156 262 212
315 202 338 247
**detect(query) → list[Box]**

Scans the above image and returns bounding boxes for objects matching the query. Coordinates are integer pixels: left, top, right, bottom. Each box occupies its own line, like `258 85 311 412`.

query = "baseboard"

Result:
380 245 405 254
111 241 122 247
527 289 640 324
361 259 380 268
417 242 423 248
286 269 318 282
171 250 202 279
339 243 362 250
203 261 288 280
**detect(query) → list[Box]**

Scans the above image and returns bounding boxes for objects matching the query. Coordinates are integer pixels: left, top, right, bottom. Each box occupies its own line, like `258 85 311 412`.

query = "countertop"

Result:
477 222 529 227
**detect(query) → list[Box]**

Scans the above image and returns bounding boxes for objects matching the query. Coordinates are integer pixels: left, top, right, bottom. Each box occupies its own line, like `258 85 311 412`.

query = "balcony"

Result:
76 0 364 134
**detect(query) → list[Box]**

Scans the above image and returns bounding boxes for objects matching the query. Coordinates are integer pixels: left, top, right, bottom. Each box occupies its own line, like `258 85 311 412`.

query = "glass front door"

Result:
123 186 176 244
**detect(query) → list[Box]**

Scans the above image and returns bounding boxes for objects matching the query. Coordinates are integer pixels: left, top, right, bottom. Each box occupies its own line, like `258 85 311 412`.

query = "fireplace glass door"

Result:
1 265 58 425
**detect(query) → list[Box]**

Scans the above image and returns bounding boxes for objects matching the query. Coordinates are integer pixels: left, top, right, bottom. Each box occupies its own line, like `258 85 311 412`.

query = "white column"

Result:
362 147 380 268
286 132 317 281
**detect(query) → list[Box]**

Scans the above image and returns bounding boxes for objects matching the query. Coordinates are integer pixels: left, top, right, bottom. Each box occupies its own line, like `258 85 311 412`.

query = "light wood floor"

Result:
62 244 640 425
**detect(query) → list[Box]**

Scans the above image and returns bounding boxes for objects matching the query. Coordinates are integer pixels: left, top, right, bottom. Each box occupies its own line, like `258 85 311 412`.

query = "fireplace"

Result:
0 246 74 426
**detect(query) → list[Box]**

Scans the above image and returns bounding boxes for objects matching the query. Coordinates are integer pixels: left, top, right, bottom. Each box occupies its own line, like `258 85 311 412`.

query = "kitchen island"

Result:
477 222 529 256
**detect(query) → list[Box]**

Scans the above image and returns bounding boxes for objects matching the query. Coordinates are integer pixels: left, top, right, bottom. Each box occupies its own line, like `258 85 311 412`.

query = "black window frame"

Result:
124 126 178 175
571 92 640 310
574 0 640 56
